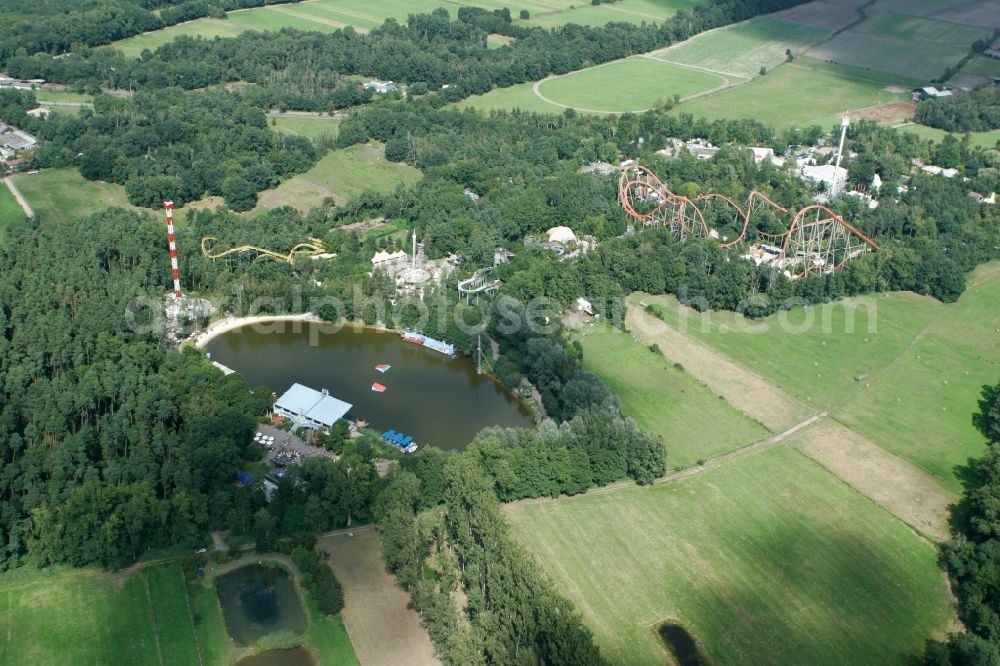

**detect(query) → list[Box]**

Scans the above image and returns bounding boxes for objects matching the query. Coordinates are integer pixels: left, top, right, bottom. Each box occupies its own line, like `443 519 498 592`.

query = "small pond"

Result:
217 564 307 646
237 646 316 666
658 623 705 666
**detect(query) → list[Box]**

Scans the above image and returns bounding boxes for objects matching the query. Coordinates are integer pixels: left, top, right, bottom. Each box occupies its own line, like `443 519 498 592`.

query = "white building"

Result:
798 164 848 191
363 80 397 94
371 249 407 267
546 226 578 244
273 383 352 430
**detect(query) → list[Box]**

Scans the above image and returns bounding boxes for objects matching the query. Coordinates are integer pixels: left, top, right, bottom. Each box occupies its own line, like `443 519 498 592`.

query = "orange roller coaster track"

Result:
618 165 879 278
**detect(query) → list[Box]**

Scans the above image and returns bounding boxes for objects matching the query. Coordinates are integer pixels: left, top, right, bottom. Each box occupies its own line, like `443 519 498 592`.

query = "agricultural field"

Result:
535 58 728 113
674 58 907 130
804 0 997 81
318 530 439 666
649 16 834 79
505 445 954 665
112 0 699 58
576 323 768 468
257 142 421 211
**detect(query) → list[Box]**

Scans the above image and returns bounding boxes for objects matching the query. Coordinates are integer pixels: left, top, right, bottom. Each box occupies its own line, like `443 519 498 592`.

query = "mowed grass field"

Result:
577 323 768 468
505 445 954 665
536 58 727 112
899 124 1000 150
112 0 698 57
650 16 833 78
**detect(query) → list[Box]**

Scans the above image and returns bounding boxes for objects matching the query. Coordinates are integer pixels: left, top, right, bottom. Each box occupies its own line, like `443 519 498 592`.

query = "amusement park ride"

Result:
617 120 879 279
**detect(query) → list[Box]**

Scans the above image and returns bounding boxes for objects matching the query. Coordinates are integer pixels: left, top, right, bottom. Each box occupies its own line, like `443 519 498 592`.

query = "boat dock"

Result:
401 330 455 356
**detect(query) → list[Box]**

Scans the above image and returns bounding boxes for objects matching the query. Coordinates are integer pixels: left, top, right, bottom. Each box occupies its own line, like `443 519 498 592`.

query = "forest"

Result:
0 88 316 209
0 0 303 62
5 0 813 109
916 86 1000 134
1 2 999 663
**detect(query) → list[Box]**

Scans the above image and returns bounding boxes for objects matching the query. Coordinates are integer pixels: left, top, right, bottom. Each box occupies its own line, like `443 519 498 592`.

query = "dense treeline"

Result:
377 459 605 665
0 0 302 62
0 88 317 210
922 380 1000 664
916 87 1000 133
0 210 275 569
6 0 813 109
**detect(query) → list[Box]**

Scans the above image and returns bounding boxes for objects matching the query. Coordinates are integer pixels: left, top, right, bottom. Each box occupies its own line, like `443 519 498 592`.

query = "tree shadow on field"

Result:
972 383 999 444
674 522 945 665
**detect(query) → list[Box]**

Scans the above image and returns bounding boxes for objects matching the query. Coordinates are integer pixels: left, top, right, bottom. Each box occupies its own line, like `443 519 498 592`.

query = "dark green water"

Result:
205 323 533 450
216 564 307 646
237 647 315 666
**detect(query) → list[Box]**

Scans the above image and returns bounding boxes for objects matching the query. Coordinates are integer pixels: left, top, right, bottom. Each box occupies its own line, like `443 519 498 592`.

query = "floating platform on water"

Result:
375 364 391 373
371 382 386 393
401 330 455 356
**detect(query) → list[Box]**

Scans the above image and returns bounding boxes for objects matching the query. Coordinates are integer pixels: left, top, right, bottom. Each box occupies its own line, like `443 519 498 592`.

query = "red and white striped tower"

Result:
164 201 182 299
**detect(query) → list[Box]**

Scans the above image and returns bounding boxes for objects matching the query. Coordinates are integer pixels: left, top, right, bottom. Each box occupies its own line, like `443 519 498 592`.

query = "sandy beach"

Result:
193 312 322 348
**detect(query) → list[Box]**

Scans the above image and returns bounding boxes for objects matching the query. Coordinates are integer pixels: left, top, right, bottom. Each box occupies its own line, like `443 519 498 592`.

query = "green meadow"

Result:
506 445 954 665
577 322 768 468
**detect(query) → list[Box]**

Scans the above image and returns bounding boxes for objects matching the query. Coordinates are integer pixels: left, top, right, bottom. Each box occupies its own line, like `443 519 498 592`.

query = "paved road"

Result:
3 176 34 218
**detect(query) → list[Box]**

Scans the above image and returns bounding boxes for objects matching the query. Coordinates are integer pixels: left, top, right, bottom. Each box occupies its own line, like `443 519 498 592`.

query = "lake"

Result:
217 564 307 646
205 323 534 450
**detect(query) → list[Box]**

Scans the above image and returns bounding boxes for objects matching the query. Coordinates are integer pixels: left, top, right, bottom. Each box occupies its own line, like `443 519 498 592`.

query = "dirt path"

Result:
318 530 440 666
3 177 34 219
792 419 955 542
625 302 815 432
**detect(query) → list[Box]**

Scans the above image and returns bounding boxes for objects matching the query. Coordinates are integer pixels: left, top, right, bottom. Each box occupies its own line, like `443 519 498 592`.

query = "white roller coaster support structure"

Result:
458 267 502 303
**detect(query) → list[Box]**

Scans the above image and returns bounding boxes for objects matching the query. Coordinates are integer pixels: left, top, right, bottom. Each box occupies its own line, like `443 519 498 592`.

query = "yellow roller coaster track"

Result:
200 236 328 264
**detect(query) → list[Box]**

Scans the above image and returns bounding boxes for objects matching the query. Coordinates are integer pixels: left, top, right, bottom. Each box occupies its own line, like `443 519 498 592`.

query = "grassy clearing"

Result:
537 58 726 112
270 115 341 140
807 29 967 81
837 263 1000 491
675 60 904 129
0 181 27 239
651 16 833 78
520 0 699 29
505 445 954 666
259 142 421 210
11 168 146 223
576 322 768 468
862 9 992 46
32 90 94 104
